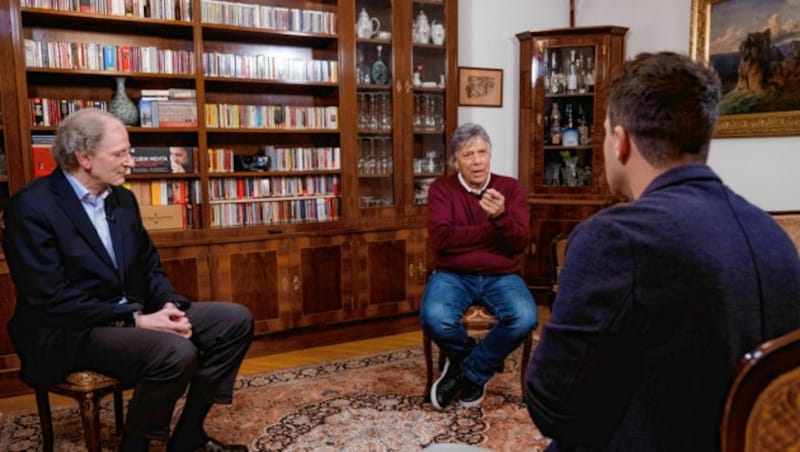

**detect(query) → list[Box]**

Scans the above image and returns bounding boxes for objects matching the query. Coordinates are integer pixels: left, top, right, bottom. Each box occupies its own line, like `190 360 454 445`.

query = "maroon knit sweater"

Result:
427 173 529 275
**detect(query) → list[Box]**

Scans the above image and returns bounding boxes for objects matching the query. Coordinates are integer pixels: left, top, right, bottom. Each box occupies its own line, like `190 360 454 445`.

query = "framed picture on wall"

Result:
690 0 800 138
458 67 503 107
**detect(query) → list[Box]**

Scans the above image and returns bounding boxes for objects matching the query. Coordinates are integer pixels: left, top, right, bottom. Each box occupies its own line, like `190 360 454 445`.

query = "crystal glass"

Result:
357 93 369 129
368 93 379 130
379 92 392 130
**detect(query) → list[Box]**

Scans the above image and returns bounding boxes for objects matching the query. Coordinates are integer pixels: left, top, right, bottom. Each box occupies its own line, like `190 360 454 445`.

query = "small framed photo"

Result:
458 67 503 107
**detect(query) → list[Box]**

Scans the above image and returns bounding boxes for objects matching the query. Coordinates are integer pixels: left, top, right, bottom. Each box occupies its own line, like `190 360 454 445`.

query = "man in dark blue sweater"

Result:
524 52 800 451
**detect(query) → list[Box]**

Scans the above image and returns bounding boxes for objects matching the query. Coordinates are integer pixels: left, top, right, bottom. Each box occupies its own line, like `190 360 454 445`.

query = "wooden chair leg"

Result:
77 391 103 452
423 332 434 402
35 388 55 452
520 334 534 396
113 389 125 434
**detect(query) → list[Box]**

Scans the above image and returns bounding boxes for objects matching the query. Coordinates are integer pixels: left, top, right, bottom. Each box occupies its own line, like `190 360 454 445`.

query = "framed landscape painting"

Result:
690 0 800 137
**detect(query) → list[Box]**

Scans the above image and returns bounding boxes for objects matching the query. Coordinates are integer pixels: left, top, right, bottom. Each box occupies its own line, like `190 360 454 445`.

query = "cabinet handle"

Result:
409 263 416 278
282 276 289 292
536 113 542 127
293 275 300 291
418 261 426 279
396 80 402 93
405 81 412 93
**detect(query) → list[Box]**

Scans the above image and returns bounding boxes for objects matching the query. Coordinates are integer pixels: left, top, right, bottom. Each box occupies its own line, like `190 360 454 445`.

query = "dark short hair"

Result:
608 52 721 167
52 108 119 170
448 122 492 166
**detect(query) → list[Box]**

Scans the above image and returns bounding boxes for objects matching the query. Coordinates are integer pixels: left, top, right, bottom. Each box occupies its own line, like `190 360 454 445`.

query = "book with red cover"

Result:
32 144 56 178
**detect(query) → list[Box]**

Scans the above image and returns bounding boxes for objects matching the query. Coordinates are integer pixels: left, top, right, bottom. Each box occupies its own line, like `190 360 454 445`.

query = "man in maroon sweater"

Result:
421 122 538 410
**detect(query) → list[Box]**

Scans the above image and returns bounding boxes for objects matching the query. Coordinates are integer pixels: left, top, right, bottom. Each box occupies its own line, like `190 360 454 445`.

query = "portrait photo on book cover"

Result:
130 146 195 174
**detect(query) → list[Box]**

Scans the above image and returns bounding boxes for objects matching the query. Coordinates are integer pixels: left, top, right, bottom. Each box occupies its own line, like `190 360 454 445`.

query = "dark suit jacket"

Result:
524 164 800 451
3 169 188 388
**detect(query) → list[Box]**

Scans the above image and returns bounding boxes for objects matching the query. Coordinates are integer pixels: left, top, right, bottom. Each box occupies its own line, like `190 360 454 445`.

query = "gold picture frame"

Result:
690 0 800 138
458 67 503 107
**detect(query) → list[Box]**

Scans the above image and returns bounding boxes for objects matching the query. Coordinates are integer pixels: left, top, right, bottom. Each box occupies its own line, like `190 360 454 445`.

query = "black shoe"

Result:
430 357 463 410
459 376 486 407
195 437 248 452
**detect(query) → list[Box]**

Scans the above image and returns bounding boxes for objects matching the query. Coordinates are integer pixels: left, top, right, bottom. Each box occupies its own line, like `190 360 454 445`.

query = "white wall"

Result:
458 0 800 211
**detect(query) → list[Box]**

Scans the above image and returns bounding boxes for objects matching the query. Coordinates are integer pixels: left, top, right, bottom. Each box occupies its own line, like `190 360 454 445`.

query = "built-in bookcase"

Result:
0 0 457 396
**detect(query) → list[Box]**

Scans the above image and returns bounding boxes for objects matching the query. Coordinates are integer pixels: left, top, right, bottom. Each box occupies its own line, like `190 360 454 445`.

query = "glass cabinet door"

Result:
409 0 447 207
355 0 395 209
541 44 596 189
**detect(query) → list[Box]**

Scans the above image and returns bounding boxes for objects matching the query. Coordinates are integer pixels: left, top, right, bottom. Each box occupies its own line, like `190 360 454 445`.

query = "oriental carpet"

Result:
0 346 550 451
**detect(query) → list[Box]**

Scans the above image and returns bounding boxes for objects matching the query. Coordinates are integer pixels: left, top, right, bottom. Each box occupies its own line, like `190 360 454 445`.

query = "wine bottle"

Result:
567 49 578 94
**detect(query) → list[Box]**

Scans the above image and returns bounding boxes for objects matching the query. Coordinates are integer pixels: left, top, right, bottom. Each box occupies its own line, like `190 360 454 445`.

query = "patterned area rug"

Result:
0 346 550 451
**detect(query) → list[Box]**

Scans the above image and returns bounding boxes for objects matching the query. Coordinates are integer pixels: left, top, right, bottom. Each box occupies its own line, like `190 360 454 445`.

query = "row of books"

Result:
208 146 341 173
200 2 336 34
139 100 197 128
205 104 338 129
209 197 340 227
24 39 195 74
203 53 338 83
125 178 201 206
21 0 192 21
208 175 340 201
29 98 108 127
126 179 201 229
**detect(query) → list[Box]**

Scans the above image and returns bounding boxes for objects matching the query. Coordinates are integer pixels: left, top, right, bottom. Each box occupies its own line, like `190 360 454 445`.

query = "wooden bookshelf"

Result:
0 0 458 390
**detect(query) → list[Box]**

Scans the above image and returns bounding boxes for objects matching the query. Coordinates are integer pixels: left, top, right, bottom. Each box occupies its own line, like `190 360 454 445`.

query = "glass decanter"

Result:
370 45 390 86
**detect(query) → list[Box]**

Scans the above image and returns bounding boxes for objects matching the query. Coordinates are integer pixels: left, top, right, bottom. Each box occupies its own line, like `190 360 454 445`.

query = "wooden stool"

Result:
423 304 534 401
35 371 125 452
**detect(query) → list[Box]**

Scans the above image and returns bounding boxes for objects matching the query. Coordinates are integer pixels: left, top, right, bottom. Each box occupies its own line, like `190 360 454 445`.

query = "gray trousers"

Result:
74 301 254 439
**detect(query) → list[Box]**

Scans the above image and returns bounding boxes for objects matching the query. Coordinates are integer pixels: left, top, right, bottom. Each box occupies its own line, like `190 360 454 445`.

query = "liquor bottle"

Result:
576 55 586 94
585 56 595 93
549 102 562 145
577 104 590 145
550 51 560 94
543 57 551 92
370 45 390 85
562 103 579 146
567 49 578 94
543 110 551 144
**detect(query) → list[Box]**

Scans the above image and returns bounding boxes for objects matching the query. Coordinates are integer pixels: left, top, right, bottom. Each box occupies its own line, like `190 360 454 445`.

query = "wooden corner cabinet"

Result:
0 0 457 396
516 25 627 298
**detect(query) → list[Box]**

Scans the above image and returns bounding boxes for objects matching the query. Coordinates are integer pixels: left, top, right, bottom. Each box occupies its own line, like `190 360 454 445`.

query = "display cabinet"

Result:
516 26 627 295
353 0 457 217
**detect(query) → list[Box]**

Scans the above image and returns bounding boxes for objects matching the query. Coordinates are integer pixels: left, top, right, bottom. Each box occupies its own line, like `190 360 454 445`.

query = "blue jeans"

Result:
419 271 538 385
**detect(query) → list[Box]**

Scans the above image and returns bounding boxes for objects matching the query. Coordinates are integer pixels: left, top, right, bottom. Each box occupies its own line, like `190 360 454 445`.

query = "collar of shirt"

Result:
64 172 111 206
458 172 491 196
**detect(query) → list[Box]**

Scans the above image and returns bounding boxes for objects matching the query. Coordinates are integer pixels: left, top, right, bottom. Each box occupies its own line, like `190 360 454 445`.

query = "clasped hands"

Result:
479 188 505 218
134 302 192 338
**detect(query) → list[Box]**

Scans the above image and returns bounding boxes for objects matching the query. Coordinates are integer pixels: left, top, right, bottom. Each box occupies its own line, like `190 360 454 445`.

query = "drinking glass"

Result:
368 93 379 130
379 92 393 130
357 93 369 129
413 94 423 129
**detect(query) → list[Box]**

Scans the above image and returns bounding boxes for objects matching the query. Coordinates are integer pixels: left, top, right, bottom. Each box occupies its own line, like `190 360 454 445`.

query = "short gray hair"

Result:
448 122 492 166
52 108 120 170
